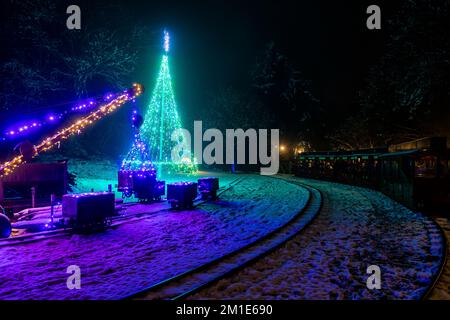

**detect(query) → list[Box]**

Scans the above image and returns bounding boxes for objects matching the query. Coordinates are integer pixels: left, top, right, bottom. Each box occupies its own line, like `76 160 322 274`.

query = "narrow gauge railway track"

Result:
324 178 447 301
354 186 447 300
420 217 448 300
425 217 450 300
277 176 447 301
0 177 243 247
123 179 322 300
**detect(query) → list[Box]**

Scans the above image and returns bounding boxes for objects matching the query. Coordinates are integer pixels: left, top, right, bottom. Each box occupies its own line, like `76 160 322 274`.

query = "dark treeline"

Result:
0 0 448 162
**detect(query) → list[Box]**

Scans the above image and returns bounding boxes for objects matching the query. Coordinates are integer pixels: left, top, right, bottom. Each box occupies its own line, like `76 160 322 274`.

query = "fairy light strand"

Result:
0 83 144 178
137 33 197 174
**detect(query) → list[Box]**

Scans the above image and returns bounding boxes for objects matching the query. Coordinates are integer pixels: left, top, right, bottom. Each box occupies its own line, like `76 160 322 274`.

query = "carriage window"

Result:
439 160 449 177
383 160 399 181
392 160 400 180
383 161 392 179
401 158 414 182
415 156 437 178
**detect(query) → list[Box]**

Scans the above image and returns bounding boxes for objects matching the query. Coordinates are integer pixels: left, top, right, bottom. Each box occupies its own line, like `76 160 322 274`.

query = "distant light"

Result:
280 145 286 151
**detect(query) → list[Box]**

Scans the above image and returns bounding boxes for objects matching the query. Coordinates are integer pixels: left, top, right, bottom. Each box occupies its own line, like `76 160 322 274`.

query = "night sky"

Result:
1 0 432 157
0 0 393 118
123 0 394 123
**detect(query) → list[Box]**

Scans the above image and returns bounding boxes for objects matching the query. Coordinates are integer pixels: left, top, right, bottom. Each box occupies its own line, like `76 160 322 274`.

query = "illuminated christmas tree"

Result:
140 30 196 174
120 111 155 172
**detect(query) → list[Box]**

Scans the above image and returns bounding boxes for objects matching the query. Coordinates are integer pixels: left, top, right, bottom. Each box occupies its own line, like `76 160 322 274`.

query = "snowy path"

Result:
0 175 309 300
192 176 444 300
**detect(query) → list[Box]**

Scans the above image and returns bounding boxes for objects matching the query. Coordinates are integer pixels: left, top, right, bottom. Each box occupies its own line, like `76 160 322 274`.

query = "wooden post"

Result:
50 194 55 227
0 180 4 202
31 186 36 208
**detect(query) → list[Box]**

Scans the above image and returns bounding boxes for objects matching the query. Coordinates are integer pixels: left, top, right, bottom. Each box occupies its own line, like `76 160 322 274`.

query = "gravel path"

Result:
192 176 444 300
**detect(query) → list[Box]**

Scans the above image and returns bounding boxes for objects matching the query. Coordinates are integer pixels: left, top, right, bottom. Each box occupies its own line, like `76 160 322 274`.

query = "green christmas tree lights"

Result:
139 31 197 174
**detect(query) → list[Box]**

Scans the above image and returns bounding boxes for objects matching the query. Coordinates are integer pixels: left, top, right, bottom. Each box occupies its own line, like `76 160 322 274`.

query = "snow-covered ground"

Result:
0 174 309 300
192 176 444 300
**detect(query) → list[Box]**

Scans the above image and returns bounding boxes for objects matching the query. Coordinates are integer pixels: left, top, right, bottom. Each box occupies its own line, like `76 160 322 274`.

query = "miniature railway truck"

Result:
167 182 198 210
62 192 115 230
0 162 68 214
0 213 11 238
198 177 219 200
118 170 165 202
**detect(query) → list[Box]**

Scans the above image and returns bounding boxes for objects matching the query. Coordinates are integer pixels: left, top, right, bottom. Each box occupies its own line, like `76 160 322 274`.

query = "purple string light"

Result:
2 92 119 141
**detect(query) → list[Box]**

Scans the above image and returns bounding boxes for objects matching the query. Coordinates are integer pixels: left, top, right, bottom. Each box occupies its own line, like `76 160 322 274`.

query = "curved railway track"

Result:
421 217 448 300
278 176 447 301
124 176 446 301
123 179 322 300
1 174 445 300
338 181 447 300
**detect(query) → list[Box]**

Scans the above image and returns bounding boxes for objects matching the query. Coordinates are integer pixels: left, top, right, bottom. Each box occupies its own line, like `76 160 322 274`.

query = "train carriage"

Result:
294 137 450 212
378 141 450 210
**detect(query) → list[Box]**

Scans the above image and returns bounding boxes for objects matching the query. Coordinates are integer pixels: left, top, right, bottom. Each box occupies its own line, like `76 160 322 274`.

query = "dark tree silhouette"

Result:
331 0 450 149
0 0 148 160
0 0 144 113
251 42 321 148
203 86 272 130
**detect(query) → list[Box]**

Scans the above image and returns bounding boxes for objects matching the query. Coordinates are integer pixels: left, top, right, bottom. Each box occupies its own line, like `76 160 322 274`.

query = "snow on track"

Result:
126 181 321 300
0 174 309 300
427 217 450 300
192 176 444 300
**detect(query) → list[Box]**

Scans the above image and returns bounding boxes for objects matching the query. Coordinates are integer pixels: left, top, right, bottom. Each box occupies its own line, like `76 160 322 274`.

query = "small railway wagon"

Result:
0 161 68 213
293 137 450 212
